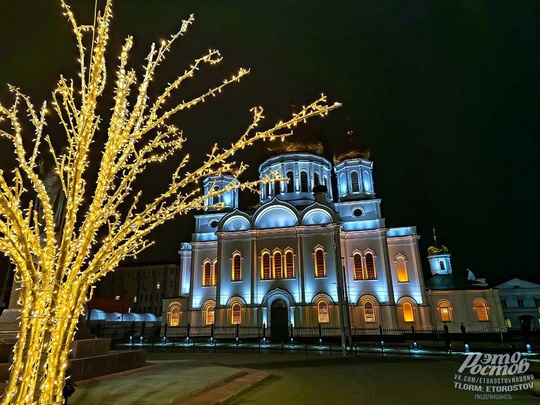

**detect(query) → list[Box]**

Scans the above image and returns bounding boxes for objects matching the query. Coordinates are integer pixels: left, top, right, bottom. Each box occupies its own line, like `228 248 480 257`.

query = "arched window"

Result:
353 253 363 280
287 171 294 193
318 300 329 323
300 171 308 192
473 300 489 322
364 302 375 323
206 306 215 325
437 300 453 322
232 303 241 324
314 172 320 186
261 252 271 280
285 250 294 278
273 251 283 279
439 261 445 270
351 171 359 192
232 253 242 281
212 261 218 286
403 302 414 322
203 261 212 287
365 253 377 279
314 248 326 278
212 186 219 206
396 256 408 283
167 302 182 327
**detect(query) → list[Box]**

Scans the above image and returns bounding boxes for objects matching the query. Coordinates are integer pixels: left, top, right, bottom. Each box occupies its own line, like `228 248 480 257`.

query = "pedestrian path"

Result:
71 358 270 405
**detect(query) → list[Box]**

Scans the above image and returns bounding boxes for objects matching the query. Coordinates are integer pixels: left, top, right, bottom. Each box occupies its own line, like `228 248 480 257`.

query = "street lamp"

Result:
322 222 351 356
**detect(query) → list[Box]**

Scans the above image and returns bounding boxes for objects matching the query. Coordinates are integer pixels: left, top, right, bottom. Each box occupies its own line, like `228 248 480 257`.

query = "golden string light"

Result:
0 1 340 403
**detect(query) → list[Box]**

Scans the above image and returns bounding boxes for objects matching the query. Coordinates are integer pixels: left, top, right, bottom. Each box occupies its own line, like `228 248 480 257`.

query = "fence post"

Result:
187 323 191 341
236 323 239 340
211 324 214 340
164 324 168 340
381 341 384 357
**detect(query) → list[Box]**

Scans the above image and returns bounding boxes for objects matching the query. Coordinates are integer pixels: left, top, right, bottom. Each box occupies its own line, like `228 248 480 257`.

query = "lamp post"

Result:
323 222 351 356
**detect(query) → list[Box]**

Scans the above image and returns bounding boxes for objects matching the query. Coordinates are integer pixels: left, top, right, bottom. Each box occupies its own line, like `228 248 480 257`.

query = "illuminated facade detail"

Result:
318 300 330 323
285 249 294 278
203 300 216 325
167 302 182 327
273 250 283 279
365 252 377 280
437 299 453 322
402 302 414 322
232 252 242 281
203 261 212 287
168 149 507 335
353 252 363 280
364 302 375 323
314 247 326 278
261 251 271 280
396 255 409 283
212 261 218 286
473 299 490 321
232 303 242 324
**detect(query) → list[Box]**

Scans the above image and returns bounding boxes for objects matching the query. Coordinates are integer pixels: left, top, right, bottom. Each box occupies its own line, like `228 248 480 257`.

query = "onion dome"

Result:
333 149 370 165
427 244 449 256
264 127 325 157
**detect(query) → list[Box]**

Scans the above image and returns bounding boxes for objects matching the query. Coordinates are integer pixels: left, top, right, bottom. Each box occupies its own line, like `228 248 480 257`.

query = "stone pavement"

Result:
70 356 271 405
68 352 540 405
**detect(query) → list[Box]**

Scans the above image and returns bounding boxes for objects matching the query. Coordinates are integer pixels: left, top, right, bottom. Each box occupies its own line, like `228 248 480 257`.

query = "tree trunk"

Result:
1 283 83 405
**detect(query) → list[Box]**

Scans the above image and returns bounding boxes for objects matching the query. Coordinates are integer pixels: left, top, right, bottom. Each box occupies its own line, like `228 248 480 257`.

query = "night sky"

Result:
0 1 538 285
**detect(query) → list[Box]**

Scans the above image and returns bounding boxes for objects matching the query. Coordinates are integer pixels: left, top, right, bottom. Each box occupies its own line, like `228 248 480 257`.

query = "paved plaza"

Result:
69 352 540 405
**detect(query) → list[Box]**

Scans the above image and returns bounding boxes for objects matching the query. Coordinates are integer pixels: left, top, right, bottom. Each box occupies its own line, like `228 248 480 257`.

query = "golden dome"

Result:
333 149 370 164
427 244 449 256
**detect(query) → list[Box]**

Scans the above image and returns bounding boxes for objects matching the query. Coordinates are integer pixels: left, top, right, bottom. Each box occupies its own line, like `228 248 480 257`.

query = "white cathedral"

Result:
163 136 505 336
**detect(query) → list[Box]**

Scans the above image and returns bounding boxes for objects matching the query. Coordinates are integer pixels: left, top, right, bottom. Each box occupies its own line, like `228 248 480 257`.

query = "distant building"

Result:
495 278 540 330
92 261 184 316
161 135 506 336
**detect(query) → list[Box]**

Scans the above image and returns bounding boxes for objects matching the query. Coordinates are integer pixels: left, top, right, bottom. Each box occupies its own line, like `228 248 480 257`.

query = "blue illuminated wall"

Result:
184 151 434 330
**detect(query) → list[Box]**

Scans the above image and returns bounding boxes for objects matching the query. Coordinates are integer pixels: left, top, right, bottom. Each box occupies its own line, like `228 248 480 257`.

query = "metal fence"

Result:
89 321 538 354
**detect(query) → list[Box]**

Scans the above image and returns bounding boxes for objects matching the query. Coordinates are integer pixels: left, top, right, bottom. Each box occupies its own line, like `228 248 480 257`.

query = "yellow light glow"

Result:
0 1 339 403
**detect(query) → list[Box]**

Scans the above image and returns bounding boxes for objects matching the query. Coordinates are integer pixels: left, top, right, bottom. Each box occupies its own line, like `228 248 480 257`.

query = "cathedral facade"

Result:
163 143 505 337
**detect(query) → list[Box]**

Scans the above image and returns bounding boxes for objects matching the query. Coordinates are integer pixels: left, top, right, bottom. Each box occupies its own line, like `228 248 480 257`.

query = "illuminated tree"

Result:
0 1 339 403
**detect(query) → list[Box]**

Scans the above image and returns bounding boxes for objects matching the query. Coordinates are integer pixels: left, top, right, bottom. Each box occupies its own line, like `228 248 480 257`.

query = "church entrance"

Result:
270 299 288 339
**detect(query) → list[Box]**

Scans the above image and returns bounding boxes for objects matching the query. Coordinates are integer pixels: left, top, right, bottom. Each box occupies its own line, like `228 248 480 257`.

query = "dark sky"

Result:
0 0 538 285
